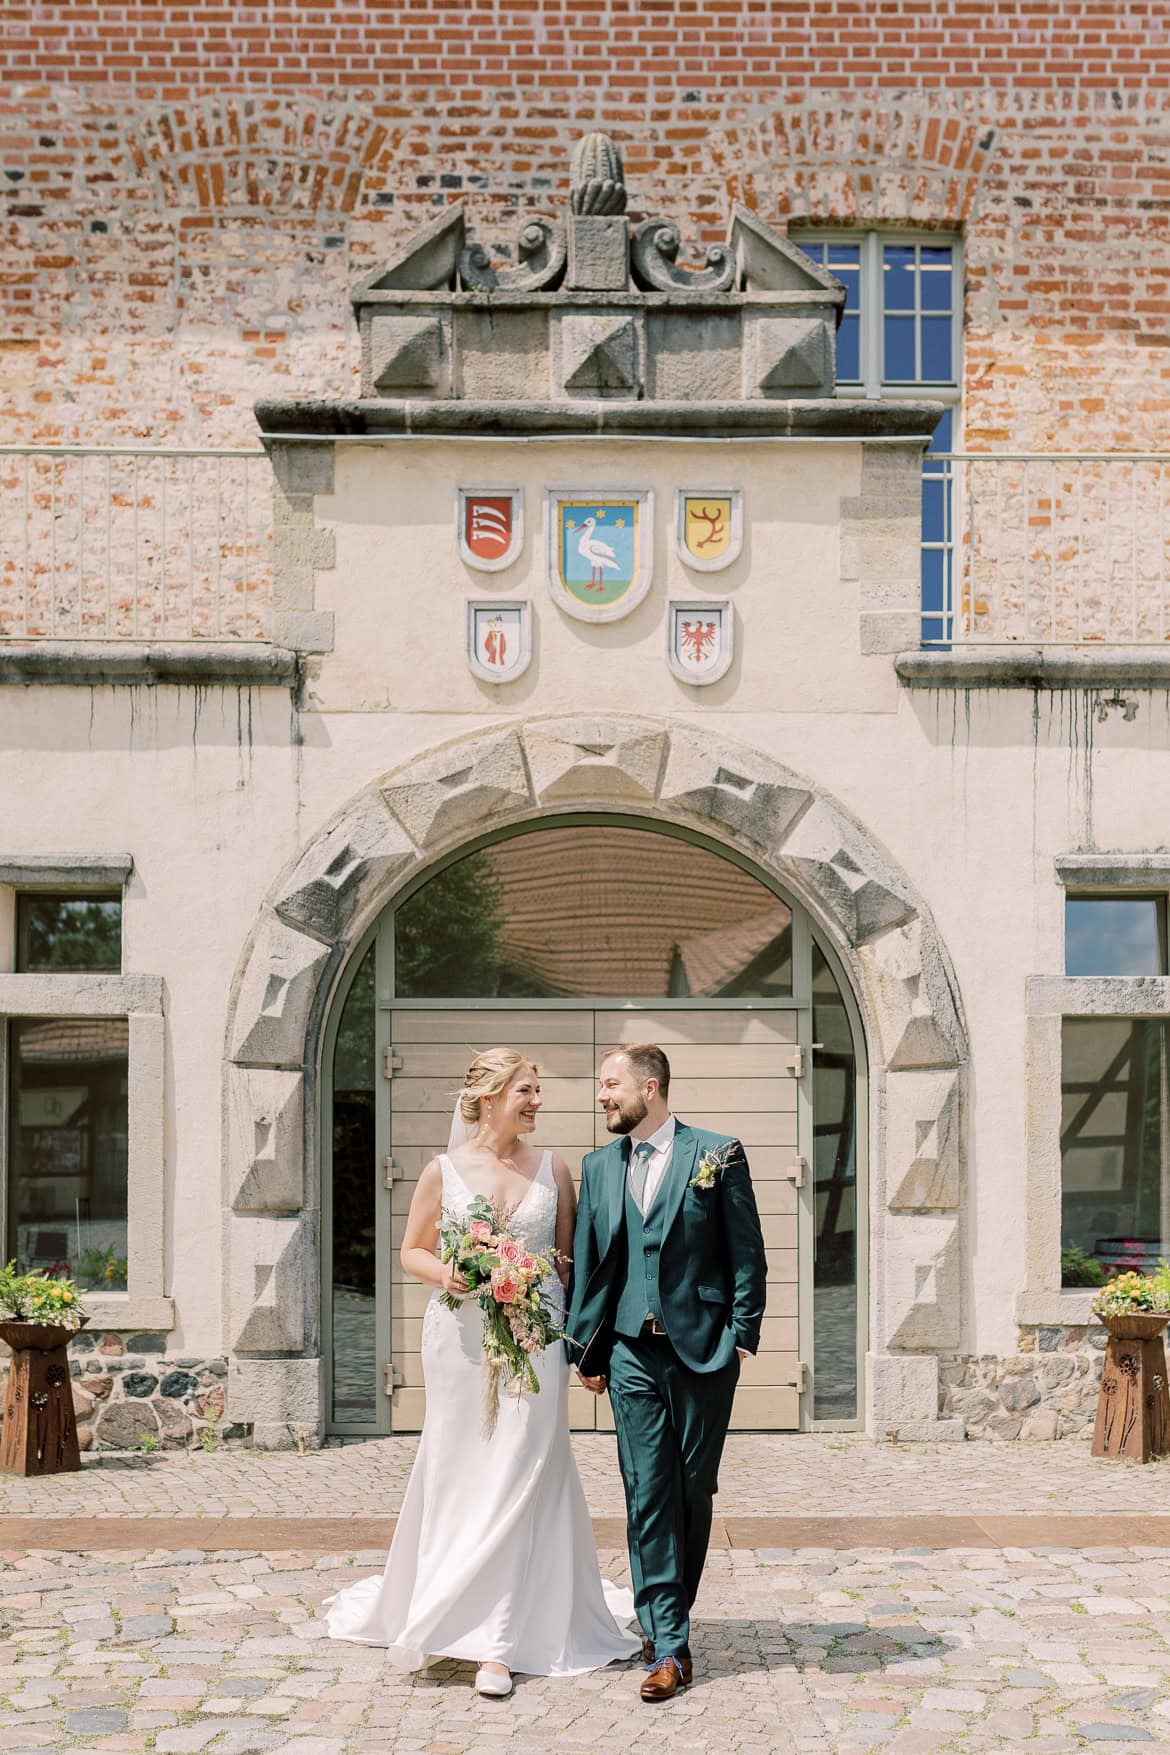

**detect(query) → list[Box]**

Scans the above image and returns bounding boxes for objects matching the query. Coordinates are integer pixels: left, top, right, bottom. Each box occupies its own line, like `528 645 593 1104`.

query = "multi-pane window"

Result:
7 892 129 1292
797 232 961 645
1060 896 1170 1286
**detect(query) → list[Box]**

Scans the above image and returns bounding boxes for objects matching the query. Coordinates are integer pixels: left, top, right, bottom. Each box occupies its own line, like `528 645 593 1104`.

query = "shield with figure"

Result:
674 488 743 572
667 600 734 685
457 488 523 571
466 600 532 683
546 488 653 622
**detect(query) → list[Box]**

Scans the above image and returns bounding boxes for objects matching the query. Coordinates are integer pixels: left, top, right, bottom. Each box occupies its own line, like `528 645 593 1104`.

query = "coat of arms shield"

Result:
546 488 653 622
674 488 744 572
667 600 734 685
466 600 532 683
457 488 523 571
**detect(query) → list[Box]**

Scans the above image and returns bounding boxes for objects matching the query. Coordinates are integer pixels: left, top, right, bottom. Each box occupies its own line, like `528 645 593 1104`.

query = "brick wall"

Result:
1 3 1168 448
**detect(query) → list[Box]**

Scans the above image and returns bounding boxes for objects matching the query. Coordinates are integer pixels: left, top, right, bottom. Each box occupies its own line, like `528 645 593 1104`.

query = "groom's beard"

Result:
603 1094 648 1135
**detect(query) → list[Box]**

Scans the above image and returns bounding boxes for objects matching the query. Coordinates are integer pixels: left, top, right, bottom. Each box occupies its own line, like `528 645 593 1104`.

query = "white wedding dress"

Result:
324 1150 640 1675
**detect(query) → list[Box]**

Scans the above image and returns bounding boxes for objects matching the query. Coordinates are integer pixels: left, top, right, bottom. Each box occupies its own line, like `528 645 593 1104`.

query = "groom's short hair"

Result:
616 1041 671 1099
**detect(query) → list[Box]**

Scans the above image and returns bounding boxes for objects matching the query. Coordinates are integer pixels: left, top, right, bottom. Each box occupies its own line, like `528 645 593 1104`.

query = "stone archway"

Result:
222 715 969 1447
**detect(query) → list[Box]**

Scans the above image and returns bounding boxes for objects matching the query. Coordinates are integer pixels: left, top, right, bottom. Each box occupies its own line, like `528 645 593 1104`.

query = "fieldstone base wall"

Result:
940 1327 1108 1441
66 1332 243 1451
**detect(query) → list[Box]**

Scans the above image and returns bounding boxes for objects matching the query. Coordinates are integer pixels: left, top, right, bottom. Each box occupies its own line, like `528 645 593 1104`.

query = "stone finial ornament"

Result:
569 132 627 215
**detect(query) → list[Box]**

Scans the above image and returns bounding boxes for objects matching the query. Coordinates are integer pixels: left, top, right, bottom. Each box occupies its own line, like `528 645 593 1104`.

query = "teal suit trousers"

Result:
608 1333 740 1658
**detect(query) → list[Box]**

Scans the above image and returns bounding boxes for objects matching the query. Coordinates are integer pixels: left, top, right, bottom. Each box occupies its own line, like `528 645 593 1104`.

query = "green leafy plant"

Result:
1060 1244 1106 1288
0 1261 87 1330
138 1431 159 1454
197 1413 220 1453
75 1245 129 1291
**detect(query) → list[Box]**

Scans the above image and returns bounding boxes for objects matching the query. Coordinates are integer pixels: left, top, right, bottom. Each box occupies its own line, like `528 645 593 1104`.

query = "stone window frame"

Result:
1020 854 1170 1327
0 856 172 1332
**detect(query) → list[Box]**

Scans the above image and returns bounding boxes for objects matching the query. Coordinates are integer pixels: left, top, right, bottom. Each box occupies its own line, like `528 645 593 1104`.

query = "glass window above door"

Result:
393 825 793 1000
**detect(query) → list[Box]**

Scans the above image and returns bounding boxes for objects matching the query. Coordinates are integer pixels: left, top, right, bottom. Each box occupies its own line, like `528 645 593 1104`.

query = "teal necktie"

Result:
630 1140 654 1214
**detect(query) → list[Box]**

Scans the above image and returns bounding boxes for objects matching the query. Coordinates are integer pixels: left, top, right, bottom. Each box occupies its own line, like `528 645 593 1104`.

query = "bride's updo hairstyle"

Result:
458 1047 539 1127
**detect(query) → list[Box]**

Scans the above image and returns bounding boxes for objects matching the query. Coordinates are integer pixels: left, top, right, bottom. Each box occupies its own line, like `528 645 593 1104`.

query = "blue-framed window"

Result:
799 232 961 644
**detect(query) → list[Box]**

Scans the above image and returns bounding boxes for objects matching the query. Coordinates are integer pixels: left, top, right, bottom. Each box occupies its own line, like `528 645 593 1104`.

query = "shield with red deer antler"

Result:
674 488 743 572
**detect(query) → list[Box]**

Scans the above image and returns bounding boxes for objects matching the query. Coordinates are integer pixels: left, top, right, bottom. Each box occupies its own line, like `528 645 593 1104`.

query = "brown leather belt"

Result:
640 1317 668 1337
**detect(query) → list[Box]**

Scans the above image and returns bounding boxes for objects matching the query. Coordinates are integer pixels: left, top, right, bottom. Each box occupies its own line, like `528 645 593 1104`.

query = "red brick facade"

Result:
2 3 1167 447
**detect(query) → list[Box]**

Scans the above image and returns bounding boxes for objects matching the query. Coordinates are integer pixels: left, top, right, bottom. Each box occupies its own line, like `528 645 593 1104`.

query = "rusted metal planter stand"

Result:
1091 1312 1170 1463
0 1320 82 1476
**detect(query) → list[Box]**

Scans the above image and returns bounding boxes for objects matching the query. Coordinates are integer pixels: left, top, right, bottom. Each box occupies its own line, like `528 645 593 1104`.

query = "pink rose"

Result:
496 1237 524 1267
491 1267 520 1304
520 1254 537 1273
468 1221 492 1242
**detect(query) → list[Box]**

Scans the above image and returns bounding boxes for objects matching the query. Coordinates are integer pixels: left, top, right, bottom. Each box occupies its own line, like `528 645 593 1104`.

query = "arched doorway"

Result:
321 815 866 1437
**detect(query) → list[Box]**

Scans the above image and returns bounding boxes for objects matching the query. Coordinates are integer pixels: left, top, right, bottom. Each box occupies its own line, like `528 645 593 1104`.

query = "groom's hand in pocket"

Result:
577 1371 607 1395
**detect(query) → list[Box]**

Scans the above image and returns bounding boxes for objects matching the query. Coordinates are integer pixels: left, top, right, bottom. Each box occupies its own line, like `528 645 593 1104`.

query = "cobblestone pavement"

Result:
3 1540 1170 1754
1 1433 1168 1519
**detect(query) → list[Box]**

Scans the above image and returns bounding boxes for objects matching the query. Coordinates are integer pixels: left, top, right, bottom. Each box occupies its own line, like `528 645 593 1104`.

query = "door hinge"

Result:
383 1156 401 1188
782 1361 808 1394
384 1363 403 1393
382 1046 403 1079
781 1155 806 1189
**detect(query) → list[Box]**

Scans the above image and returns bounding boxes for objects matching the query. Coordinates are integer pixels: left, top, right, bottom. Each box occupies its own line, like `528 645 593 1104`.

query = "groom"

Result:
566 1043 768 1702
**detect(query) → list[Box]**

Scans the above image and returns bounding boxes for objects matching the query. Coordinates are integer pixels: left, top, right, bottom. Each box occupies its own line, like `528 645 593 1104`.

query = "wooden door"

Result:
385 1007 804 1433
594 1010 803 1431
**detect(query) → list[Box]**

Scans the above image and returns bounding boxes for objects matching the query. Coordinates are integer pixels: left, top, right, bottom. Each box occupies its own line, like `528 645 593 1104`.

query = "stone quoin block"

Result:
523 716 666 804
657 729 811 850
381 728 533 849
886 1069 962 1211
228 1215 313 1356
230 918 331 1067
274 791 415 942
226 1067 304 1214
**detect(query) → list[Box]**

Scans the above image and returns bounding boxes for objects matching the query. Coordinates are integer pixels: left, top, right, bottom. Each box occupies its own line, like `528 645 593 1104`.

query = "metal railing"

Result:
0 447 273 642
923 454 1170 647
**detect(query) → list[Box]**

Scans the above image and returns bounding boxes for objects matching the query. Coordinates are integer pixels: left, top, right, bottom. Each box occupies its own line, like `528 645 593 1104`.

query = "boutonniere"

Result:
690 1142 735 1191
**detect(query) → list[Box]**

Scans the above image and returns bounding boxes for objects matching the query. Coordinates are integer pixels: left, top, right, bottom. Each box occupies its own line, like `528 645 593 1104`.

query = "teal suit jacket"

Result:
566 1121 768 1379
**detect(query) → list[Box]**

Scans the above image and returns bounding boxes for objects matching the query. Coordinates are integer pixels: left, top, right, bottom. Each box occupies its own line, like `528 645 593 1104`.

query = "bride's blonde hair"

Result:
458 1047 539 1126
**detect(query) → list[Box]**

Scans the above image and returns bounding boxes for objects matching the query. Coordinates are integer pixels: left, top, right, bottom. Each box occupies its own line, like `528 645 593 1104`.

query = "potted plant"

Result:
0 1263 88 1476
1090 1264 1170 1462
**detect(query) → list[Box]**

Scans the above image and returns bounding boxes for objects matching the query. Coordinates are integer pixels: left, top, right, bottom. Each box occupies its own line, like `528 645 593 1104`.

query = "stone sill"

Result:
0 1295 174 1353
0 853 133 888
256 396 942 442
0 643 299 688
1015 1291 1097 1327
898 647 1170 688
353 287 846 311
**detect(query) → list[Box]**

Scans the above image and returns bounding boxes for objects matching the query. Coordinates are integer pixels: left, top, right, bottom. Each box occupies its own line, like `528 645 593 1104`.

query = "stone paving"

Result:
3 1437 1170 1751
3 1539 1170 1753
1 1433 1169 1519
2 1439 1170 1523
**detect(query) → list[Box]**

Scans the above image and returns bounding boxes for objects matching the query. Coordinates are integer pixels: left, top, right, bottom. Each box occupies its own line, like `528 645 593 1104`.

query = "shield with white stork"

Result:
457 487 523 571
545 488 653 622
667 600 734 685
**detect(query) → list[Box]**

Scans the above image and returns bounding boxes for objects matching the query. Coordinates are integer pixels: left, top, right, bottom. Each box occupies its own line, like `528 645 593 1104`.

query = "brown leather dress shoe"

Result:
640 1656 690 1702
640 1639 692 1684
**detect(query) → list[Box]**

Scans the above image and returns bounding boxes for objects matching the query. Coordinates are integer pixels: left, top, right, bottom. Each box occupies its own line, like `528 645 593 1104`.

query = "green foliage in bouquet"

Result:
0 1260 88 1330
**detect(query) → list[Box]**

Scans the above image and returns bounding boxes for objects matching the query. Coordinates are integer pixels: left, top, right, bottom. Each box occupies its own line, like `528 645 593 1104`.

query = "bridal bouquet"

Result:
438 1194 564 1436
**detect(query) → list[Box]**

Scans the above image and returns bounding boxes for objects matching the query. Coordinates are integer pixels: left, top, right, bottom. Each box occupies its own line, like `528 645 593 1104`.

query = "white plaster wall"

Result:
2 438 1166 1372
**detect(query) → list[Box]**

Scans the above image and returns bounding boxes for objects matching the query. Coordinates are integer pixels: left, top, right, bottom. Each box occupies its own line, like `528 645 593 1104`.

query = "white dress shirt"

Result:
629 1113 677 1213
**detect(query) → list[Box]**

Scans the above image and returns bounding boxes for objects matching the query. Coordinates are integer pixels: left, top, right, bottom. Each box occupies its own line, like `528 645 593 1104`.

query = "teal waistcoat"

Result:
613 1172 667 1338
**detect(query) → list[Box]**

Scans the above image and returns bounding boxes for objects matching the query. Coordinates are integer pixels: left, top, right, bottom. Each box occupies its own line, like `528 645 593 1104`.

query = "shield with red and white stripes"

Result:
457 488 523 571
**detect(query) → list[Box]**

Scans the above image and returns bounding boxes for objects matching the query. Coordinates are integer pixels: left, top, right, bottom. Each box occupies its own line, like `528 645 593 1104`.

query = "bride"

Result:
324 1046 640 1694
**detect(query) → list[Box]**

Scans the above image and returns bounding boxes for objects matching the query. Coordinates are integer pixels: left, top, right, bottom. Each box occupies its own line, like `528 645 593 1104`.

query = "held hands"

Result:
441 1265 471 1298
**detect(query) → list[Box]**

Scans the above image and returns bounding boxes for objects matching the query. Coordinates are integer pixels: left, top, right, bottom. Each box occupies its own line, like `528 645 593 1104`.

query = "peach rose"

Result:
520 1254 537 1273
468 1220 492 1242
491 1267 520 1304
496 1237 524 1267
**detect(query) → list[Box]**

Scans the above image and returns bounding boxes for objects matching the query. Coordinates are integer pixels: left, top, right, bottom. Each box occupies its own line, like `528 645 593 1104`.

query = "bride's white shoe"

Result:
475 1663 514 1698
